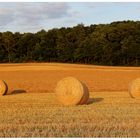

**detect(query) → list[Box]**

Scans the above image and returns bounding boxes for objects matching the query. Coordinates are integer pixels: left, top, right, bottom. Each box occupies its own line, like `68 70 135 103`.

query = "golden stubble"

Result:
0 63 139 137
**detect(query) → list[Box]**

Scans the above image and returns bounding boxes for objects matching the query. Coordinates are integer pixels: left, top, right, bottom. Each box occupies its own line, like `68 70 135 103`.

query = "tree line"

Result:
0 20 140 66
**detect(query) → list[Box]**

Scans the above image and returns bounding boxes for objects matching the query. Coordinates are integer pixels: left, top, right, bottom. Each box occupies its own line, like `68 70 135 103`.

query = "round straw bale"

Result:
129 78 140 98
78 82 89 105
0 80 8 95
55 77 89 105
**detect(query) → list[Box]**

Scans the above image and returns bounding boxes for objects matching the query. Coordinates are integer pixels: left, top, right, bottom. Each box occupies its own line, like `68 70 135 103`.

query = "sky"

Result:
0 2 140 33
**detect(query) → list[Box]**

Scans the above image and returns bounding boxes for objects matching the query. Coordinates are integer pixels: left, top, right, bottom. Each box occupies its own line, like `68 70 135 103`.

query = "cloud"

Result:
86 2 109 8
0 3 70 31
0 7 15 27
16 3 69 20
0 2 139 32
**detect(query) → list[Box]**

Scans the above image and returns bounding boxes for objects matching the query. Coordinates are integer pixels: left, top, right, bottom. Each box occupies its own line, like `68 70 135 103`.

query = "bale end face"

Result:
129 78 140 99
0 80 8 96
55 76 89 106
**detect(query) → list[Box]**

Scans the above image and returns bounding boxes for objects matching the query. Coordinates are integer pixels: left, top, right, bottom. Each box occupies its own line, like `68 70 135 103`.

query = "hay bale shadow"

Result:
87 97 104 104
10 89 27 95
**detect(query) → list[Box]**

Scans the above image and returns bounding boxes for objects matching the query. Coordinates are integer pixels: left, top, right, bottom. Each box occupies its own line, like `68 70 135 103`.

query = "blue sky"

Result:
0 2 140 32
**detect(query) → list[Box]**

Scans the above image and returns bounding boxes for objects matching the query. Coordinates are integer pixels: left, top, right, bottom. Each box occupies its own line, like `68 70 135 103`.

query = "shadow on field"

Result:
10 89 27 95
87 97 104 104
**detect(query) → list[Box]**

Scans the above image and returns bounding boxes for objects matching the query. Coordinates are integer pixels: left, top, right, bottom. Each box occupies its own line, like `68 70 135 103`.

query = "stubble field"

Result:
0 63 140 137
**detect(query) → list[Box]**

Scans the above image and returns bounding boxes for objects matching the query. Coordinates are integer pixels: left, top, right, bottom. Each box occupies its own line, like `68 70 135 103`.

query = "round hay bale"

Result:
55 77 89 105
129 78 140 98
78 82 89 105
0 80 8 95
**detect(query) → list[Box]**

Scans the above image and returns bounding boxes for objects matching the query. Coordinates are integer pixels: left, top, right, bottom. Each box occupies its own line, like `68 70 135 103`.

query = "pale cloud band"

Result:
0 3 70 31
0 2 139 32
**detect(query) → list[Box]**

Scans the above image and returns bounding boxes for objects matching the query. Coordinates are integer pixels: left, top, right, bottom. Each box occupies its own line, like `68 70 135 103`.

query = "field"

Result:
0 63 140 137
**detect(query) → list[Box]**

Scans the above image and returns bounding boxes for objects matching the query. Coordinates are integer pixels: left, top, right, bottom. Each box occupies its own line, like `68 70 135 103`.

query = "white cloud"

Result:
0 3 70 31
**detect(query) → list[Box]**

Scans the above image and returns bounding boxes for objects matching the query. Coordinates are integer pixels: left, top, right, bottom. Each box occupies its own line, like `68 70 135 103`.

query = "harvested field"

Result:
0 63 140 137
0 63 140 93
